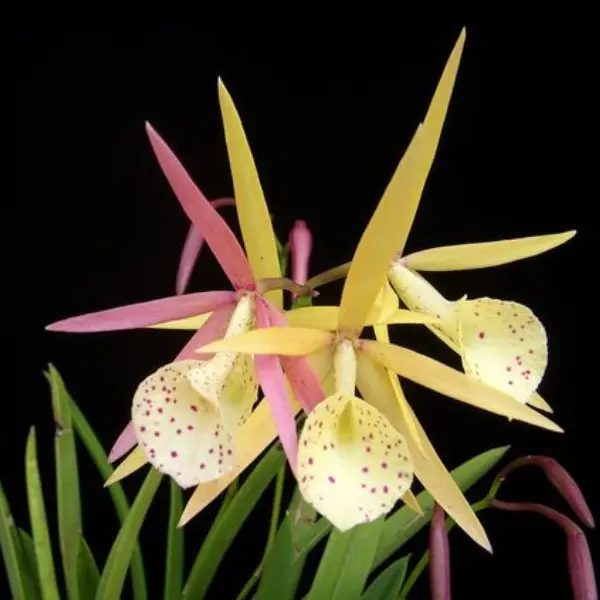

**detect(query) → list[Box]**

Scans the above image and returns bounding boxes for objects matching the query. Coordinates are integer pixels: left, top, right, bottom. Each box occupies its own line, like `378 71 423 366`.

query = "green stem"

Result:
399 498 490 599
235 466 286 600
215 478 239 521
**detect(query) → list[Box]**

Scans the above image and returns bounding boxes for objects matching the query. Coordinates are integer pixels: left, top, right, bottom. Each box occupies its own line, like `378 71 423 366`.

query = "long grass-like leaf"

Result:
65 382 148 600
25 428 61 600
182 444 285 599
362 555 411 600
78 536 100 598
17 529 42 600
373 446 509 570
95 469 163 600
163 479 184 600
48 364 82 600
307 518 386 600
0 481 27 600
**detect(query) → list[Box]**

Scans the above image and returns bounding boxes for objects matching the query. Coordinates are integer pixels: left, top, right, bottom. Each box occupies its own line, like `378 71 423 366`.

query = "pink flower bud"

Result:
289 220 313 290
176 197 235 295
491 500 597 600
429 503 451 600
497 455 595 529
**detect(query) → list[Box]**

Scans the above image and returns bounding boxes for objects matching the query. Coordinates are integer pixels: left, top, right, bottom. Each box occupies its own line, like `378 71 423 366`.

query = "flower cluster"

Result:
46 28 576 552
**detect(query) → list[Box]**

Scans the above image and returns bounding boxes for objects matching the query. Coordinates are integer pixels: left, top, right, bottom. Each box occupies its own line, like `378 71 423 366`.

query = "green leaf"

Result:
373 445 509 570
48 364 82 600
17 529 43 600
163 479 184 600
307 517 386 600
255 515 295 600
25 427 61 600
0 481 27 600
182 444 285 599
77 537 100 598
361 555 410 600
95 468 163 600
65 380 148 600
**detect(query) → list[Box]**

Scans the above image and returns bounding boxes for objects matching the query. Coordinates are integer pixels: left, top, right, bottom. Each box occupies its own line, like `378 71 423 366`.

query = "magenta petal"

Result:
255 299 299 474
46 290 236 333
264 301 325 412
175 302 237 360
146 123 254 290
176 197 236 295
108 422 137 463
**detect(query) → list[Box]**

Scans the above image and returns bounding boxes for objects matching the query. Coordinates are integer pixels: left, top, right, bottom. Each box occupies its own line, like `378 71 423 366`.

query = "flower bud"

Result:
429 503 451 600
289 220 313 289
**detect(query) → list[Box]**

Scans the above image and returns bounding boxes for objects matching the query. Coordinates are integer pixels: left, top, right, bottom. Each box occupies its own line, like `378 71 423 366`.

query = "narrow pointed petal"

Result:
105 447 148 486
176 197 236 295
404 230 577 272
361 340 563 433
380 310 440 325
198 327 334 356
178 303 237 360
254 299 299 472
148 313 211 330
217 80 282 307
307 262 351 289
187 296 258 430
403 489 423 515
429 504 452 600
355 352 491 550
388 262 460 348
297 393 414 531
264 301 325 412
458 298 547 403
528 392 553 413
289 219 313 287
108 422 137 463
373 280 400 319
339 125 425 335
372 323 424 454
46 291 236 332
146 123 254 289
132 360 236 488
179 396 302 525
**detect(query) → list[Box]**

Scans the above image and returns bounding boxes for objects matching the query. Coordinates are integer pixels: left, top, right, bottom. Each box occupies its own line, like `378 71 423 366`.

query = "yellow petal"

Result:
105 446 147 486
217 79 282 307
387 262 459 348
403 230 577 272
371 324 424 455
458 298 547 404
528 392 553 413
379 309 441 326
198 327 334 356
180 395 302 525
307 262 351 290
148 313 211 330
373 280 400 320
339 30 466 335
402 489 423 515
355 352 491 550
307 346 334 382
132 360 237 487
361 340 563 433
297 393 414 531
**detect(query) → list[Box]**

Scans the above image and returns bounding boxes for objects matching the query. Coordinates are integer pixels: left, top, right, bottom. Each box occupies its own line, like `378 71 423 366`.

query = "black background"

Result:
6 20 595 599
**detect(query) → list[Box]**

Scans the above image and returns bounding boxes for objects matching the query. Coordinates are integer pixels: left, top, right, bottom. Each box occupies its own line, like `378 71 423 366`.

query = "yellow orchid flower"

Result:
195 28 563 550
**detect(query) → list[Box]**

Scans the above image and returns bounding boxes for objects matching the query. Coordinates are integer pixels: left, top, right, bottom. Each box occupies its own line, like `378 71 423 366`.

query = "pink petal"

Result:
107 304 236 463
289 219 313 289
176 197 236 295
108 422 137 463
46 291 236 333
176 303 237 361
264 301 325 412
254 298 299 474
146 123 254 290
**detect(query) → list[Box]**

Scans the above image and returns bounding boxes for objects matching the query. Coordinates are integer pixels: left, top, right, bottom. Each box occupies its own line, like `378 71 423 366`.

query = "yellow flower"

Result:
194 28 563 550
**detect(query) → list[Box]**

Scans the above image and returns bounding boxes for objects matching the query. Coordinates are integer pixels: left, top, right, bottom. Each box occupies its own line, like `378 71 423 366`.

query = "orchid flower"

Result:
46 81 334 496
194 29 563 549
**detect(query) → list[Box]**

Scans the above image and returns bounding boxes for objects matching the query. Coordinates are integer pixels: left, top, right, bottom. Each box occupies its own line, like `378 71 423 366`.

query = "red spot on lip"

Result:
381 462 388 469
478 331 485 339
170 451 178 458
200 463 206 469
328 476 336 483
361 466 369 473
308 457 314 465
383 485 389 494
191 405 198 412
